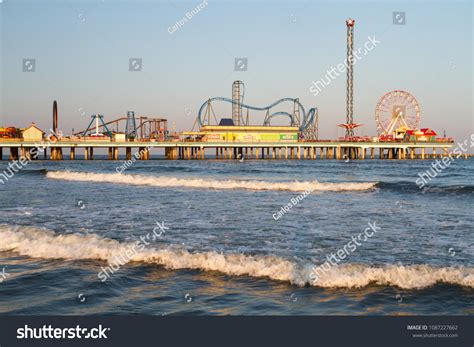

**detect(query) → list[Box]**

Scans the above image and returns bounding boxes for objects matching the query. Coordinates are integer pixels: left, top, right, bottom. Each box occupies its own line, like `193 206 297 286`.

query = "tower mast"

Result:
345 18 355 138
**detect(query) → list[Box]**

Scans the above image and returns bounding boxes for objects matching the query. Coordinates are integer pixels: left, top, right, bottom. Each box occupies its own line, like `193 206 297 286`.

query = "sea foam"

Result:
46 171 377 192
1 225 472 289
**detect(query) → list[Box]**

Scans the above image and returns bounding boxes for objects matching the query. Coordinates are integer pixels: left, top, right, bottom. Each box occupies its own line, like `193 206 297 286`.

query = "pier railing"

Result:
0 139 468 161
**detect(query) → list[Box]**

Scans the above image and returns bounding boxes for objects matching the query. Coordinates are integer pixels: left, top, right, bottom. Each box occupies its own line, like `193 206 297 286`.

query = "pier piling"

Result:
0 141 465 162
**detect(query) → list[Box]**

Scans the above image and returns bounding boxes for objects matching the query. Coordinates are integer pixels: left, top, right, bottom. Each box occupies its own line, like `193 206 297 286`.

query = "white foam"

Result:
1 225 472 289
46 171 377 192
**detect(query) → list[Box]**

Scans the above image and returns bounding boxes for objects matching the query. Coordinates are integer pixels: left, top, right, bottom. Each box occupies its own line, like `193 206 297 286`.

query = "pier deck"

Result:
0 140 466 161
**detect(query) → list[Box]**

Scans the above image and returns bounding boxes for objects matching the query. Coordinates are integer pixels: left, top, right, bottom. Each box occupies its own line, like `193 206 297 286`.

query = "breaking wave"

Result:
378 181 474 194
45 171 377 192
1 225 472 290
16 168 48 176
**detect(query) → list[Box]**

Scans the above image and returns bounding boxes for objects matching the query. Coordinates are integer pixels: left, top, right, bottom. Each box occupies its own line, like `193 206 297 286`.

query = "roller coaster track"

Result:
74 116 167 139
197 97 318 132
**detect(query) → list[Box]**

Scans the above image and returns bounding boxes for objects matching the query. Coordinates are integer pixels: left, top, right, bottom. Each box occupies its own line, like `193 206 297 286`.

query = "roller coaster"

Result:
74 115 168 140
195 81 319 140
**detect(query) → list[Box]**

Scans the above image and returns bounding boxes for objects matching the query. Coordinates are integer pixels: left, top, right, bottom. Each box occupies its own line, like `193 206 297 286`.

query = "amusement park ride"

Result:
375 90 421 141
335 19 436 146
340 18 357 138
74 112 168 141
0 18 447 151
193 80 319 140
191 17 434 148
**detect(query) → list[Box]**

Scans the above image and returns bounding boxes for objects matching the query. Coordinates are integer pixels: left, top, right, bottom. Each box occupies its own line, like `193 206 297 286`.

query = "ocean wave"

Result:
15 169 48 176
378 181 474 194
45 171 377 192
1 225 472 289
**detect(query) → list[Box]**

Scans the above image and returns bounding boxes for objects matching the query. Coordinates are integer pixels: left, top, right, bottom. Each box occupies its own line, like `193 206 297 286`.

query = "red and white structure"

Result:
375 90 421 136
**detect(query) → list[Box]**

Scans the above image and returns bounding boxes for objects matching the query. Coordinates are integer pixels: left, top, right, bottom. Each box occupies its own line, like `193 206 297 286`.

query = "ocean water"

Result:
0 156 472 315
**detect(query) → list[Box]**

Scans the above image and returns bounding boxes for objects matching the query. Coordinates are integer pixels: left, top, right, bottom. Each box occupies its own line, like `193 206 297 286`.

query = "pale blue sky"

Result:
1 0 472 141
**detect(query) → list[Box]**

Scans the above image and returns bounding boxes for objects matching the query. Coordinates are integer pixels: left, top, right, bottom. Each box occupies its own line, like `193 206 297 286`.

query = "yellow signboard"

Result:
204 131 298 143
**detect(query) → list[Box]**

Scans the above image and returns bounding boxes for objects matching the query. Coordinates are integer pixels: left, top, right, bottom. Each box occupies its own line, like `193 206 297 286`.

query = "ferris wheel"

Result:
375 90 420 135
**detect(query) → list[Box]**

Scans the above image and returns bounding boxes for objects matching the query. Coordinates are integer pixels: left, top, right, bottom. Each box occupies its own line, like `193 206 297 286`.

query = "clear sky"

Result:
1 0 472 141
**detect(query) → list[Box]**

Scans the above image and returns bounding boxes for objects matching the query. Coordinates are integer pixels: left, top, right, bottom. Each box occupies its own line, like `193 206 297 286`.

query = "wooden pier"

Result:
0 140 468 161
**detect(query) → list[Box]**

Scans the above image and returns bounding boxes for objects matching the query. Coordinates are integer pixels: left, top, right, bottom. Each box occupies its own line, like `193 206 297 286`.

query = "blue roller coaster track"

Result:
197 95 318 133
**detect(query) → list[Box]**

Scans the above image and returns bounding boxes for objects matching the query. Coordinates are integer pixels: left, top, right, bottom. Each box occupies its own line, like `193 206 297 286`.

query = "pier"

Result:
0 140 467 161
